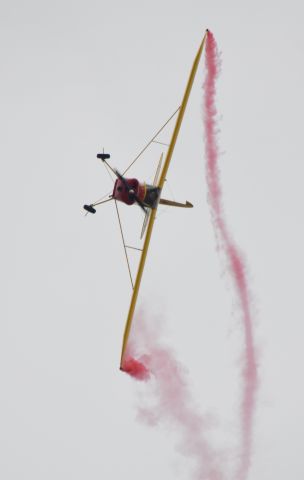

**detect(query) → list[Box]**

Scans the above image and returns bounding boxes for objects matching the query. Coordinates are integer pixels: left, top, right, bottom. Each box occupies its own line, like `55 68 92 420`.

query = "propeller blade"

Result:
133 195 147 213
114 169 126 183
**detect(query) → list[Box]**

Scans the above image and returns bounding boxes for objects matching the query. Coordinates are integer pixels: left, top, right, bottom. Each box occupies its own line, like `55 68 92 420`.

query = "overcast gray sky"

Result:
1 1 304 479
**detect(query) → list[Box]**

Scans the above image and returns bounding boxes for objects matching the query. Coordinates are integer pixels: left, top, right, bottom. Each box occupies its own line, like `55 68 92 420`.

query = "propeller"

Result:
114 169 147 214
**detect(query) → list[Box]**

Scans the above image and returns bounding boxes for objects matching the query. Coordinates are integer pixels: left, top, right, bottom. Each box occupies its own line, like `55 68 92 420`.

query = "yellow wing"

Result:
120 31 208 368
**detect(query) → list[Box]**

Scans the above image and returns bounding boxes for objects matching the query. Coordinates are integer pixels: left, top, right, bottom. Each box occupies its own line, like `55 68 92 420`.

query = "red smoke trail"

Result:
203 31 258 480
123 311 225 480
122 355 150 381
121 30 257 480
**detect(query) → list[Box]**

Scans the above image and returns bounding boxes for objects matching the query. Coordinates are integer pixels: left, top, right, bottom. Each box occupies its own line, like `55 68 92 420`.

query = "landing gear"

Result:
97 153 110 161
83 204 96 214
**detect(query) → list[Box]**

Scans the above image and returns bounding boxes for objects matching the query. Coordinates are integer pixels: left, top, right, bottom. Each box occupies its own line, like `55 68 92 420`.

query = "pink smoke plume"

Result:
123 311 225 480
203 31 258 480
121 29 257 480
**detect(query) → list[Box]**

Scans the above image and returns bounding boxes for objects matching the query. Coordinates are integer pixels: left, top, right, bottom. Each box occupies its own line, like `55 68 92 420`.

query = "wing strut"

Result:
120 30 209 368
122 108 180 176
114 200 134 289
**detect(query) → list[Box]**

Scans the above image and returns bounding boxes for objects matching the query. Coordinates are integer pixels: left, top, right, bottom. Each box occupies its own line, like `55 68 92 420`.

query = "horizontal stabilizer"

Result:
159 198 193 208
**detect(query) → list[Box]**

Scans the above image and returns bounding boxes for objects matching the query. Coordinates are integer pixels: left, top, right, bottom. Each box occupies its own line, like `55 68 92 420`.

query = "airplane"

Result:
83 28 208 371
83 152 193 218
